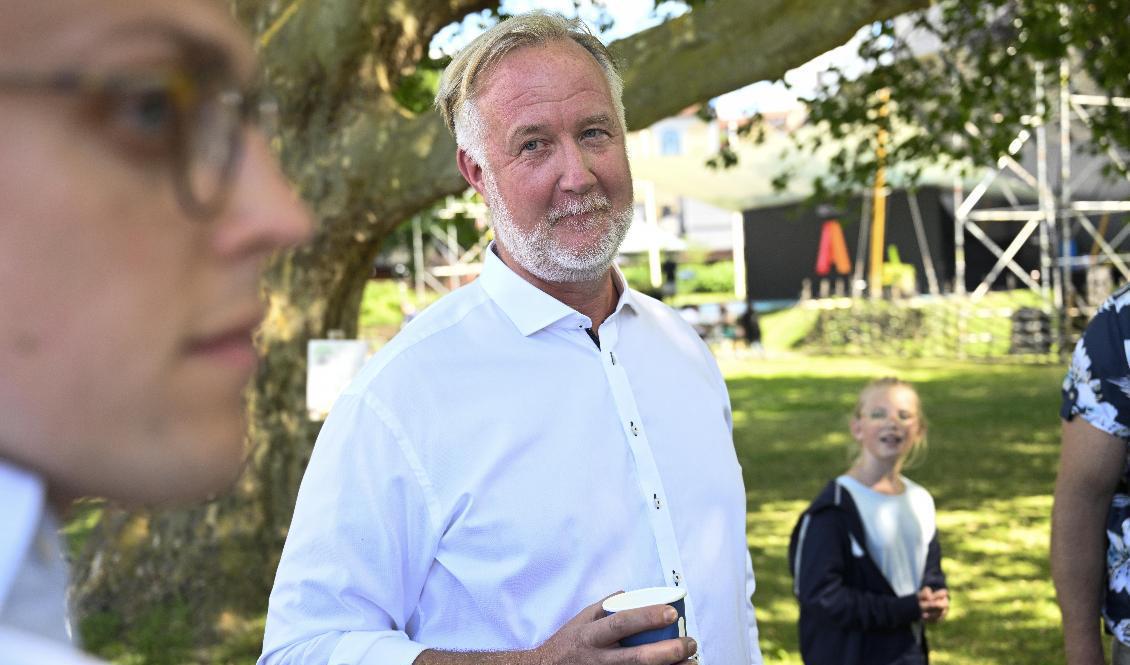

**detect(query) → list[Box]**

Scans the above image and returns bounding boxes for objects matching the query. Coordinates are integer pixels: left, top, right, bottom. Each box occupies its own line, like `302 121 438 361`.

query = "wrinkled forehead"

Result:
470 40 616 143
0 0 254 75
475 39 612 106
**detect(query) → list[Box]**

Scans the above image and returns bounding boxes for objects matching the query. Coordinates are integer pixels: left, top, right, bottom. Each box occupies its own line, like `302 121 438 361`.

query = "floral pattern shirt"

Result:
1062 284 1130 644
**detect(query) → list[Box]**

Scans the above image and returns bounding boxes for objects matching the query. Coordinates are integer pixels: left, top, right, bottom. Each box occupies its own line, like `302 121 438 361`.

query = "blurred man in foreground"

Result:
0 1 311 661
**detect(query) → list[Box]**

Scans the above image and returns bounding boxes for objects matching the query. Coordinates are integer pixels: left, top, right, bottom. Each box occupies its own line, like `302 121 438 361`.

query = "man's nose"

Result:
557 140 597 195
209 130 314 257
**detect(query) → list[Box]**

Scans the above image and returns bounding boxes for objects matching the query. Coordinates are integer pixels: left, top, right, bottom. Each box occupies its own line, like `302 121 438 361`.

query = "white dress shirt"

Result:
260 247 762 665
0 460 102 665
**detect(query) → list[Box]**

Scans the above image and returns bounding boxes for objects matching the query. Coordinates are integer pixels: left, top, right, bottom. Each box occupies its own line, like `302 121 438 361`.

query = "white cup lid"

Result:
602 586 687 612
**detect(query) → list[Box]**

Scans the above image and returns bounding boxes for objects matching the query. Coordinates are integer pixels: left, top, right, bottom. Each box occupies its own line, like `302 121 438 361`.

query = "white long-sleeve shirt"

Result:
0 461 103 665
260 247 762 665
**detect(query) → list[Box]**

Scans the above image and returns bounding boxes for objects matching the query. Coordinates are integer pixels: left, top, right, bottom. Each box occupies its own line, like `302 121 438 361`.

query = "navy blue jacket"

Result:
788 479 947 665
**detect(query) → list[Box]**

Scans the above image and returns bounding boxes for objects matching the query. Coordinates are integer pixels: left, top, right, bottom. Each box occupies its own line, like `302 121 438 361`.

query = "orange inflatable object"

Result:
815 220 852 276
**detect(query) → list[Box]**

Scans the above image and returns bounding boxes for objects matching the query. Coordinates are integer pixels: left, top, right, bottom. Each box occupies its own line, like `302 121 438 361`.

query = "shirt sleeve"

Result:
1062 292 1130 439
921 531 946 592
258 392 440 665
743 548 764 664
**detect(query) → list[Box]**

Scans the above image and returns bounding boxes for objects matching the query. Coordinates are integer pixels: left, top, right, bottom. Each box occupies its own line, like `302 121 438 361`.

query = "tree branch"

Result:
616 0 931 129
256 0 498 97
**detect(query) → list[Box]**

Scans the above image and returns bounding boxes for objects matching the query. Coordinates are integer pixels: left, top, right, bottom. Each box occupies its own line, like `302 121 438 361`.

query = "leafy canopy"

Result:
752 0 1130 198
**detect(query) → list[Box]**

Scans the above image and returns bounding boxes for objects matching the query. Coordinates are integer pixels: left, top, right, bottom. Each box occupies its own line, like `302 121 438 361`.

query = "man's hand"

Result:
532 595 697 665
413 594 697 665
917 587 949 623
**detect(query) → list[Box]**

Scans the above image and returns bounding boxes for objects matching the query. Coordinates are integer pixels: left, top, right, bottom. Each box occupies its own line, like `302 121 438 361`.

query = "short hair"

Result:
434 10 626 166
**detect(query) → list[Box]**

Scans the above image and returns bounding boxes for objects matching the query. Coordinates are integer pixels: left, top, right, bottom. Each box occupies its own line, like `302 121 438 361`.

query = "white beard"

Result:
483 170 632 283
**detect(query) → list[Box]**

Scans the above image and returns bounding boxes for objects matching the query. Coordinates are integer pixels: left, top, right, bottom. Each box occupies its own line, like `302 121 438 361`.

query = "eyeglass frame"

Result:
0 53 276 221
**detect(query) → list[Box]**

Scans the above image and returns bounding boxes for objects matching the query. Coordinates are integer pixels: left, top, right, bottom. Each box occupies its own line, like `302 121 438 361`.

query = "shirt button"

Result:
630 421 639 436
610 351 616 365
672 570 682 586
653 493 662 509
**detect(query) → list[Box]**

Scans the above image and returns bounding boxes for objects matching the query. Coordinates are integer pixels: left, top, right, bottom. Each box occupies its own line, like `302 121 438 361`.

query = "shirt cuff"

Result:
330 631 429 665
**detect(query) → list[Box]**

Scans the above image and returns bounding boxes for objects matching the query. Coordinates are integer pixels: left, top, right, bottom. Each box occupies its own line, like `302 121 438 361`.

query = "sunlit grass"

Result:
723 355 1066 665
74 353 1069 664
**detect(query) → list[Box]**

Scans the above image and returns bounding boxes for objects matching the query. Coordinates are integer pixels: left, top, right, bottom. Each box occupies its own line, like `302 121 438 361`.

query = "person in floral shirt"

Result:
1056 285 1130 665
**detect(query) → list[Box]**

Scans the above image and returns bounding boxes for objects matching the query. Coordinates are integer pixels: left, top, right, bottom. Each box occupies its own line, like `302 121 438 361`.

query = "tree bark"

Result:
71 0 928 653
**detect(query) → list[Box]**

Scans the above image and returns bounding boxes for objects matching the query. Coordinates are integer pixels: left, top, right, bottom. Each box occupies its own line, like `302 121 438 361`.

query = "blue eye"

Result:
581 127 613 142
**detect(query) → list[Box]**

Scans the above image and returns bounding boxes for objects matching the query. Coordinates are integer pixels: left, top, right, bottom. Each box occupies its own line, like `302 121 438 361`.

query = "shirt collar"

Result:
478 242 638 337
0 460 48 611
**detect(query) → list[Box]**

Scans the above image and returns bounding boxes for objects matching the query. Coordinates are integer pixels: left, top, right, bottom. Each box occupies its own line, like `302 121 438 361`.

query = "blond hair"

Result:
851 377 929 470
433 10 625 166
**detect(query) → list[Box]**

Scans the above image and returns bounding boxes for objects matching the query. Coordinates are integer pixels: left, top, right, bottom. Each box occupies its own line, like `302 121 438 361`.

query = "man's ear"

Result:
456 148 486 197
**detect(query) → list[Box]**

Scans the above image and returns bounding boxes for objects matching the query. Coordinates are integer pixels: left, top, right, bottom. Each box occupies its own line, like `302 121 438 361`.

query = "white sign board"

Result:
306 339 372 420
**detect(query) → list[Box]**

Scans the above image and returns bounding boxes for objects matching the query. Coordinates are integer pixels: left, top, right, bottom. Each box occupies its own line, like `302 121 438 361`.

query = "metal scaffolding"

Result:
951 58 1130 351
411 197 490 300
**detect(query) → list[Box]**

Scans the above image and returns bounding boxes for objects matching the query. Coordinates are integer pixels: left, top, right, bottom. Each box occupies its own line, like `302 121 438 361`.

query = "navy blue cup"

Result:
602 586 687 647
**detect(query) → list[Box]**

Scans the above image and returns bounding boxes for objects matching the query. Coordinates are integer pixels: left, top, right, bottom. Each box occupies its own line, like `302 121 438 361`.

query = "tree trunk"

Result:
70 0 928 653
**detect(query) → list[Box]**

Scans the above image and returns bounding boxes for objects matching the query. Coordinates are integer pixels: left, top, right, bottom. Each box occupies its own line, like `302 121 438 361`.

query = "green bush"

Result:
794 291 1060 360
81 600 192 665
618 262 653 292
359 280 410 330
618 260 736 295
680 261 734 294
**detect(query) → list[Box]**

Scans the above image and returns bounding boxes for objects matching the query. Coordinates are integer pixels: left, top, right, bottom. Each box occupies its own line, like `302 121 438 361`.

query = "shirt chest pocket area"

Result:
434 470 603 579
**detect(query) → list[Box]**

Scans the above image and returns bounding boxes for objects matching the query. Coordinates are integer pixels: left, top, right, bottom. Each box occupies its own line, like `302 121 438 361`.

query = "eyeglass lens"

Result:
185 87 242 214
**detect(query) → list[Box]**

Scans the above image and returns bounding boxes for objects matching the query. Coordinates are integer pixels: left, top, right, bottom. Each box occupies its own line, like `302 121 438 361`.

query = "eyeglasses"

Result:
0 56 276 220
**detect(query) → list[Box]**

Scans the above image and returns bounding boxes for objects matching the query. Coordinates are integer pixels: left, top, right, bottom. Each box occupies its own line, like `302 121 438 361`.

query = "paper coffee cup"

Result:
602 586 688 647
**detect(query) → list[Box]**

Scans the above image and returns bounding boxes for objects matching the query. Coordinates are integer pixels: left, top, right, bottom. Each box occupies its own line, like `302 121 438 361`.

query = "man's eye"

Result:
120 88 174 134
582 128 608 140
100 86 177 157
521 139 541 152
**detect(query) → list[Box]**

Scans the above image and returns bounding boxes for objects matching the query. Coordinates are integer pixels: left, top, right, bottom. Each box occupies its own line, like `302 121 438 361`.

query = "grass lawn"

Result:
722 354 1067 664
73 352 1071 664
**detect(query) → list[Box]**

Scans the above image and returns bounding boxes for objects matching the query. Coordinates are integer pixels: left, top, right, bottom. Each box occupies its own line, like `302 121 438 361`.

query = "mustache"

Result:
547 193 612 222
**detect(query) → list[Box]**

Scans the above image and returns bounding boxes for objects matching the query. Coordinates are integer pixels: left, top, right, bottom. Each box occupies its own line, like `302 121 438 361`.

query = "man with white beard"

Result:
261 11 763 665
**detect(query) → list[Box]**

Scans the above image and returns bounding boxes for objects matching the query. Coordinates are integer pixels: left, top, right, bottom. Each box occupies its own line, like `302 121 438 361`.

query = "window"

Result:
660 129 682 156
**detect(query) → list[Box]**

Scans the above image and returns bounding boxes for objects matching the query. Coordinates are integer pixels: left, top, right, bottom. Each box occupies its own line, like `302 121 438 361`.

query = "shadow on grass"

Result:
725 359 1066 665
69 357 1067 664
